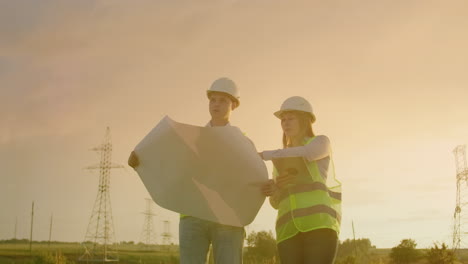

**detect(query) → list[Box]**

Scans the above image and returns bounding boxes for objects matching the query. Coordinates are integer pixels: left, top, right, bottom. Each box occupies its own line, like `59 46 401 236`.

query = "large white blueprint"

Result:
134 116 268 227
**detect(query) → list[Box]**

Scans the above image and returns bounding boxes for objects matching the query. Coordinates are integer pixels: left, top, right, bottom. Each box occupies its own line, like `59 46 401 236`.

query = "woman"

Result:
260 96 342 264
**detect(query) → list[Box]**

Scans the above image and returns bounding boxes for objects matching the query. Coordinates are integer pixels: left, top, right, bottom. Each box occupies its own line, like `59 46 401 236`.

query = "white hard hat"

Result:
207 77 240 106
274 96 316 122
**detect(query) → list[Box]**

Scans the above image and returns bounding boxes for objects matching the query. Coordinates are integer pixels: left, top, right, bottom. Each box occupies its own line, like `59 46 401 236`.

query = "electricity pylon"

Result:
161 220 172 245
453 145 468 252
140 198 157 245
80 127 123 263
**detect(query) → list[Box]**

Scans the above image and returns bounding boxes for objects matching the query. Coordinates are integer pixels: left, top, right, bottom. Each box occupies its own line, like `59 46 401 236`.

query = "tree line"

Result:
244 231 458 264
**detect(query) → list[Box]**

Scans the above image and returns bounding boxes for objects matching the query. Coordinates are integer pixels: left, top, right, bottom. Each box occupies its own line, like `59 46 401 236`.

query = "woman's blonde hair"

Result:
282 111 315 148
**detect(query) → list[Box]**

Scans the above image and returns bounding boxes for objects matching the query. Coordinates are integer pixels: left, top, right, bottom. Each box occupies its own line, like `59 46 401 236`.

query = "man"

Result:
128 77 245 264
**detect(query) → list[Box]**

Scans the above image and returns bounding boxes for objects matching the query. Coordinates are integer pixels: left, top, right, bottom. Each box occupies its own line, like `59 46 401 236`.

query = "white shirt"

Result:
261 135 331 180
206 121 231 127
261 135 330 162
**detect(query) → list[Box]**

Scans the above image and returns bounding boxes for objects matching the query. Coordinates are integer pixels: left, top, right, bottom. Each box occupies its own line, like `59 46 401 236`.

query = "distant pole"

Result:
352 221 358 257
29 201 34 254
14 217 17 240
48 214 53 247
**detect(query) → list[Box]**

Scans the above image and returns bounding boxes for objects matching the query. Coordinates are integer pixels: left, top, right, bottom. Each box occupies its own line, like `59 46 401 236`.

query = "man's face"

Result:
208 92 234 119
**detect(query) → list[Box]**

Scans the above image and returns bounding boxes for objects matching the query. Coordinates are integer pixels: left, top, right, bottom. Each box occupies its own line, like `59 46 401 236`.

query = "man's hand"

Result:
261 179 278 197
128 151 140 168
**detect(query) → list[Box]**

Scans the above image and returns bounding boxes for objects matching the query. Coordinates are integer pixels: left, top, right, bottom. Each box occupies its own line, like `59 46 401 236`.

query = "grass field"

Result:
3 242 468 264
0 243 179 264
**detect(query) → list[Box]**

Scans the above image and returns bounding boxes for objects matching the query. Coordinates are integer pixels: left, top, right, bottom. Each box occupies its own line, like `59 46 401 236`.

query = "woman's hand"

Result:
261 179 278 196
275 173 296 189
128 151 140 168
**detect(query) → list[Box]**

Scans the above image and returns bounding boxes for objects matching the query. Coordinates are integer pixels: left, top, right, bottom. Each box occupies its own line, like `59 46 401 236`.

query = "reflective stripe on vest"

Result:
274 137 342 243
276 204 342 228
276 182 342 203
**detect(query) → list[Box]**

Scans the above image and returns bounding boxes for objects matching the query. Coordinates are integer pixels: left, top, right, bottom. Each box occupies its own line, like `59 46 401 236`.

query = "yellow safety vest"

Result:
273 137 342 243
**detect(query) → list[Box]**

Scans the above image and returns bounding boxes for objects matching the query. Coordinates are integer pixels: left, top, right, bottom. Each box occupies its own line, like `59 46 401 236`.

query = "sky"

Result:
1 0 468 249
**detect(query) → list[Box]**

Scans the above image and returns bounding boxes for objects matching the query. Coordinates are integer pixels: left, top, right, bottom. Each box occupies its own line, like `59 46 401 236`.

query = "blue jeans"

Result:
277 228 338 264
179 216 245 264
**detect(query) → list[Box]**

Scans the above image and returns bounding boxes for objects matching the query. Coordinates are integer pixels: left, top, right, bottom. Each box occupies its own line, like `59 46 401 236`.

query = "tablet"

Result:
272 157 311 184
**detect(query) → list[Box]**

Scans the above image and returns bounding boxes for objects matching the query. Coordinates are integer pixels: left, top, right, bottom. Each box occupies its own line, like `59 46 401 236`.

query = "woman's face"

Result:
280 112 301 138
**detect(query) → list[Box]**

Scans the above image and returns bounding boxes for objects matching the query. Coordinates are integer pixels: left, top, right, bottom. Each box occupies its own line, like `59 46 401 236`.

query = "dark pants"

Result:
277 228 338 264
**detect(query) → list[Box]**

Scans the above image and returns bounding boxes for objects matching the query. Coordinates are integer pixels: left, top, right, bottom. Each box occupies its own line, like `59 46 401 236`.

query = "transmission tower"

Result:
453 145 468 251
161 220 172 245
80 127 123 263
140 198 157 245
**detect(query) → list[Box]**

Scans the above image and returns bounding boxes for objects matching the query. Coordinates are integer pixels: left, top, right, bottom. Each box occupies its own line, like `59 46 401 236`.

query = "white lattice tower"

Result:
140 198 157 245
453 145 468 251
80 127 123 262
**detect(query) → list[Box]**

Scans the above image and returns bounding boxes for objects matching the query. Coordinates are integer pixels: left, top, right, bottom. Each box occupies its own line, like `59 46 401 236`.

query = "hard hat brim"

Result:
274 110 316 123
207 91 240 107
